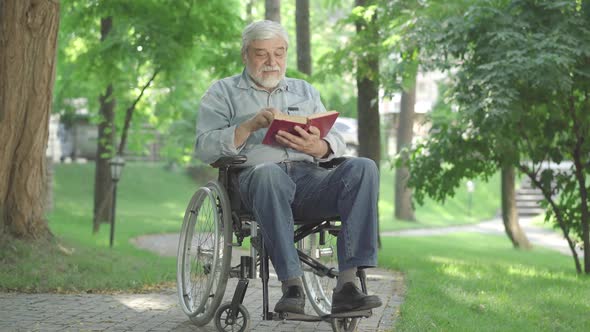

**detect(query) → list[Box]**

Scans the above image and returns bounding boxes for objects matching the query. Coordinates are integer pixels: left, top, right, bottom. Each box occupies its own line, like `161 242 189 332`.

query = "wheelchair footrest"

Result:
274 309 373 322
275 312 323 322
324 309 373 319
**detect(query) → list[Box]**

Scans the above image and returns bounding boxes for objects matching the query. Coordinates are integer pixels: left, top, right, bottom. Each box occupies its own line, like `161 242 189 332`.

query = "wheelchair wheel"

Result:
299 228 339 316
331 317 360 332
214 301 251 332
177 180 233 326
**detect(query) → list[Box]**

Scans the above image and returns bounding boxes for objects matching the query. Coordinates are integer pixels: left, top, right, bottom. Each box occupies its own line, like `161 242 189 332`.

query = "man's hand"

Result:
244 108 277 132
275 125 331 158
234 108 278 147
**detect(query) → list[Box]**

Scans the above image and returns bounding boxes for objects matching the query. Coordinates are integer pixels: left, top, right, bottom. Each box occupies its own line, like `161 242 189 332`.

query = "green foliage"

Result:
54 0 244 163
408 0 590 271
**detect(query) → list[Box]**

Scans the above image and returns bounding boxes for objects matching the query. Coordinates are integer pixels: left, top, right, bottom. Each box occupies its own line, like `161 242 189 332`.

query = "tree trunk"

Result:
355 0 381 248
571 138 590 273
265 0 281 23
355 0 380 169
395 79 416 221
245 0 255 23
0 0 60 240
296 0 311 75
501 165 531 249
93 17 115 233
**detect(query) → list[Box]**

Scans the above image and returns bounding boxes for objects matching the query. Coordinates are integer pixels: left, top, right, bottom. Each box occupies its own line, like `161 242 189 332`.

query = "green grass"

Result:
2 161 588 330
379 166 500 231
1 162 198 293
379 234 590 331
1 161 499 293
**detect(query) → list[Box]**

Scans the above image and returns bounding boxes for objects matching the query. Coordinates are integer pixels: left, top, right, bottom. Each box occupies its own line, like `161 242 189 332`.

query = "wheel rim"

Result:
215 303 248 332
177 182 233 318
180 187 222 316
331 317 360 332
300 230 339 316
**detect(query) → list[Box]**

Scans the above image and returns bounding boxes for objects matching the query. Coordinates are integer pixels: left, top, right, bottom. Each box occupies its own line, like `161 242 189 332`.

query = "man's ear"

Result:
241 52 247 65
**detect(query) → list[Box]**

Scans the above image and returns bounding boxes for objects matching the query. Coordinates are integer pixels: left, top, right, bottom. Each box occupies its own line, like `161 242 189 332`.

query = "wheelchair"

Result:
176 156 373 332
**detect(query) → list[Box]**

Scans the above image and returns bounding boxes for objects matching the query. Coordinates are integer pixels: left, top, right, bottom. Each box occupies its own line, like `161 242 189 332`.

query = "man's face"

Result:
243 37 287 90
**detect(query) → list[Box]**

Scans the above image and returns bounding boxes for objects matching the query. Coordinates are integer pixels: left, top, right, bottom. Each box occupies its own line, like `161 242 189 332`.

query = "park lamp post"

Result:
466 180 475 216
109 155 125 248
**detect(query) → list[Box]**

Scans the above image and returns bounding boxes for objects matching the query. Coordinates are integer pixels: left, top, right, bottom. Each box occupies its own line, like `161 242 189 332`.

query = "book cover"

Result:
262 110 339 146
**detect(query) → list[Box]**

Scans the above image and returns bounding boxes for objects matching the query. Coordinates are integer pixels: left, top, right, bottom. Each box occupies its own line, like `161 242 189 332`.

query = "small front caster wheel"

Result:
214 301 250 332
331 317 360 332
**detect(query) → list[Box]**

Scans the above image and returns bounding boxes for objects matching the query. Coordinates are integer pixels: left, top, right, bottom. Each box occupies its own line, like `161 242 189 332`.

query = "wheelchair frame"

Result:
176 156 372 332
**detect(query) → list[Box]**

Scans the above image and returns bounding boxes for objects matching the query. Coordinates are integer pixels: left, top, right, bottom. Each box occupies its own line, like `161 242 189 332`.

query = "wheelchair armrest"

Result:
210 155 248 168
319 156 349 169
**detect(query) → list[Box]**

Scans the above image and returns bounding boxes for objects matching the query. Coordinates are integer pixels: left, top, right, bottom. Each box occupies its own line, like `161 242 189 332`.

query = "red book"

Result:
262 111 340 146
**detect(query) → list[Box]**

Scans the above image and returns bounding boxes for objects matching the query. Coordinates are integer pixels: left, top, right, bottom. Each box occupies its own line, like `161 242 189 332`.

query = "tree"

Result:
296 0 312 75
501 165 531 249
372 0 422 220
395 66 416 221
265 0 281 23
93 17 116 230
0 0 60 240
354 1 381 168
408 0 590 272
56 1 243 232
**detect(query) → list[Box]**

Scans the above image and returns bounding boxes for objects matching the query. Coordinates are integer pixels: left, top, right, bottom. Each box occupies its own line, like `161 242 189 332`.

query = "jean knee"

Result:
248 163 289 189
342 157 379 183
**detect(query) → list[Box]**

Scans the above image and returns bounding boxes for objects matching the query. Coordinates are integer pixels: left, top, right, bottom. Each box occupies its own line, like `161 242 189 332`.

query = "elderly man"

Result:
195 20 381 315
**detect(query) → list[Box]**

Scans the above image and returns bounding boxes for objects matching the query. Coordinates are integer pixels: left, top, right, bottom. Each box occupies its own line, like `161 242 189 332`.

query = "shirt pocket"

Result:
285 100 315 116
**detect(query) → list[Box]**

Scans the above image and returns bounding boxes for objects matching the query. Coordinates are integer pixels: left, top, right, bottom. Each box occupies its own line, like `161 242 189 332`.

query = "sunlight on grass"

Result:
378 168 500 231
379 234 590 331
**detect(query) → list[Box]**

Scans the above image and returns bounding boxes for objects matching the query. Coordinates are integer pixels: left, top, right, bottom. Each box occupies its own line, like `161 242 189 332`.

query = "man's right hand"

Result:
243 108 277 132
234 108 278 148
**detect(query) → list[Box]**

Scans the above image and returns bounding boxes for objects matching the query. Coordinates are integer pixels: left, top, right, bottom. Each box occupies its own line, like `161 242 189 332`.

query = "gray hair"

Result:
241 20 289 55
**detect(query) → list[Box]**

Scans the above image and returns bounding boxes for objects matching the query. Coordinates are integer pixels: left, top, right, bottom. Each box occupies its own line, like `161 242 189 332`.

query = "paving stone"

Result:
0 267 403 331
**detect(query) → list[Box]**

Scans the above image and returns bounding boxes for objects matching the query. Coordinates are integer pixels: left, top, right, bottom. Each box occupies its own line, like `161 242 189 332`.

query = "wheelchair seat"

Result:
176 155 371 332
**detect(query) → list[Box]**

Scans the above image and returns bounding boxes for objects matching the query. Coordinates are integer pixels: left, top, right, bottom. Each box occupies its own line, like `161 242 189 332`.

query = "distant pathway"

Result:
380 217 580 257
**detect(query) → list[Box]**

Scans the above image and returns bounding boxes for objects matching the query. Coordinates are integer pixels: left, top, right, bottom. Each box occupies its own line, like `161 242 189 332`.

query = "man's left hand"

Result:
275 126 330 158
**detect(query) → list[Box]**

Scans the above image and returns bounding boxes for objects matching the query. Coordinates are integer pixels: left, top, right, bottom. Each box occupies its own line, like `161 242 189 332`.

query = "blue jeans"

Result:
238 157 379 281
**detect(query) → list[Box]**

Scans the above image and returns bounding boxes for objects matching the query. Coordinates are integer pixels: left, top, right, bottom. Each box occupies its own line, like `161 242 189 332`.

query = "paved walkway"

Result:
0 217 577 332
0 268 404 332
381 217 581 257
0 239 405 332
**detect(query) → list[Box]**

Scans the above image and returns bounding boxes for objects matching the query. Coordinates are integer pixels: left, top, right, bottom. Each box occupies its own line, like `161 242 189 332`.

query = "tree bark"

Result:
0 0 60 239
93 17 115 232
355 0 380 169
265 0 281 23
296 0 311 75
355 0 381 248
395 79 416 221
245 0 255 23
501 165 531 249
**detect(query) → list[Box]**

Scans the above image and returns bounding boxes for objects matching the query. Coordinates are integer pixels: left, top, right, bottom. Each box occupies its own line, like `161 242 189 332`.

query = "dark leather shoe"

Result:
331 282 382 314
274 285 305 314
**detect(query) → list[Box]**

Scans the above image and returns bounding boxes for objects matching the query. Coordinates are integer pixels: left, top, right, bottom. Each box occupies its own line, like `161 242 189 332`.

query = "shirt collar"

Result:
237 68 289 92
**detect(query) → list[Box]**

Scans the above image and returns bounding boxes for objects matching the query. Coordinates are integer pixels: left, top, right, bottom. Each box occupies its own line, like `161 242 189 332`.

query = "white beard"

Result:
247 65 284 89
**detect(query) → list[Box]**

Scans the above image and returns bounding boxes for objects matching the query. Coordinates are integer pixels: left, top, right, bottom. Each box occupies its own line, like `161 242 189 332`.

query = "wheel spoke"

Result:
177 181 232 326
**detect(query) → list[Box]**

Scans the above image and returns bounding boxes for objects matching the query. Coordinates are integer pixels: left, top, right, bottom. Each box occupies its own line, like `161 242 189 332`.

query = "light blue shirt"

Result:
195 70 345 167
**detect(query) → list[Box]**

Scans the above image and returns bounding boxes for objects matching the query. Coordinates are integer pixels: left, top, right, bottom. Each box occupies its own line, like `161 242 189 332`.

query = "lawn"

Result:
378 165 500 231
2 162 587 330
379 234 590 331
1 162 199 293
